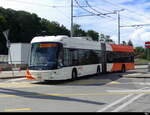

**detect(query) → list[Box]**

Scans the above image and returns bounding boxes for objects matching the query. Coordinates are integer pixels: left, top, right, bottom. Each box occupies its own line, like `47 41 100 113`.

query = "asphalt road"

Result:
0 66 150 112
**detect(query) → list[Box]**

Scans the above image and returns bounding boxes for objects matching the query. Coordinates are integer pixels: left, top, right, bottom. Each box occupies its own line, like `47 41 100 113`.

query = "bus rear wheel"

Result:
121 65 126 73
71 69 77 80
97 66 101 75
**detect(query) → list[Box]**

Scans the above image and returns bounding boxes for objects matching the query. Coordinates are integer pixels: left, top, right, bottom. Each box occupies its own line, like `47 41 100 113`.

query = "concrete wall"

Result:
8 43 31 64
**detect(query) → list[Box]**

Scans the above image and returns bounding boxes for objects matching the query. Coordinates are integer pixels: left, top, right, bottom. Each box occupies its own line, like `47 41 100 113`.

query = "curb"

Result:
121 73 150 78
0 76 25 80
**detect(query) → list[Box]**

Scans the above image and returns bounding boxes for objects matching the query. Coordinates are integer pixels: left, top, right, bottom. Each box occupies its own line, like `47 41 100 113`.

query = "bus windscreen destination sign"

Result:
40 43 58 48
145 42 150 48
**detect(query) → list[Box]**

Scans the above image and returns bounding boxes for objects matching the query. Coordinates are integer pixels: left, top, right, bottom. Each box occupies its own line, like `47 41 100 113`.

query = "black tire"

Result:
71 69 77 80
121 65 126 73
97 66 101 75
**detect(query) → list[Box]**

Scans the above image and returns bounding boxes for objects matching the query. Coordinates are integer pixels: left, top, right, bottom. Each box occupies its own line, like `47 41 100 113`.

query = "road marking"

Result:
107 88 150 93
4 108 31 112
0 87 149 99
65 79 112 85
111 93 144 112
121 82 150 86
97 87 148 112
0 91 149 99
97 94 134 112
0 82 41 88
108 81 121 85
0 94 17 98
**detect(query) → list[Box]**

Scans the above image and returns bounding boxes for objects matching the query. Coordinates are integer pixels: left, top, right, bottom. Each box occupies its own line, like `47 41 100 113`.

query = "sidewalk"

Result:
122 72 150 78
135 65 148 69
122 65 150 78
0 70 26 79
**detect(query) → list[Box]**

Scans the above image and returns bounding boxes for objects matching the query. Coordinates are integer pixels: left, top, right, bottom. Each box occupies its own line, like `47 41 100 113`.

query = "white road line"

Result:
107 89 150 93
97 94 134 112
97 87 149 112
111 93 144 112
119 82 150 86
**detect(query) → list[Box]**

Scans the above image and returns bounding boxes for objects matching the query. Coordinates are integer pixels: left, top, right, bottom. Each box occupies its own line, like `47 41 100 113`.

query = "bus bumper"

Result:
26 69 67 81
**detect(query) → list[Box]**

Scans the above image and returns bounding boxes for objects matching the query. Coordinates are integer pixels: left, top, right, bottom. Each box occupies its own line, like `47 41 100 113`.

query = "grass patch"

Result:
135 58 150 65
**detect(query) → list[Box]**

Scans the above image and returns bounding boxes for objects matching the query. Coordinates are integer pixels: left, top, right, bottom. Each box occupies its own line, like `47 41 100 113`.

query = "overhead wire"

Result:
74 0 105 18
4 0 70 8
84 0 116 20
102 0 150 23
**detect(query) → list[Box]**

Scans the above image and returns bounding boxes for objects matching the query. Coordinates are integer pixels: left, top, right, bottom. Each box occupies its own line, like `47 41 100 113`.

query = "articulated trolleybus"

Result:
26 35 134 81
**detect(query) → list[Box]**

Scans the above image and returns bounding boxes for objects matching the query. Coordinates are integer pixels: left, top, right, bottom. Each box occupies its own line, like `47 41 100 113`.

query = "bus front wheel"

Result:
71 69 77 80
97 66 101 75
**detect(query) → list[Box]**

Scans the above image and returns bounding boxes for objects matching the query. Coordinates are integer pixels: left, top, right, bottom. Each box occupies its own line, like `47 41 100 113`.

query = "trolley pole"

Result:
71 0 74 37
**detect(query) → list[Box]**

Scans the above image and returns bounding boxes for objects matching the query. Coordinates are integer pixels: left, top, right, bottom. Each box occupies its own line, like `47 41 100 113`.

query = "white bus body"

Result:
26 35 102 81
26 35 134 81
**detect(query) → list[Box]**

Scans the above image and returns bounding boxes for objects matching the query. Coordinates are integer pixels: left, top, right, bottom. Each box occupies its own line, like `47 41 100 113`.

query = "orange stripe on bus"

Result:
111 63 135 72
110 44 134 52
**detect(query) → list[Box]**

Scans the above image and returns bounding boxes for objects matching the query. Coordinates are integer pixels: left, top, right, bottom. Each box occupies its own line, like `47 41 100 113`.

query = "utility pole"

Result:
117 11 120 45
115 9 125 45
71 0 74 37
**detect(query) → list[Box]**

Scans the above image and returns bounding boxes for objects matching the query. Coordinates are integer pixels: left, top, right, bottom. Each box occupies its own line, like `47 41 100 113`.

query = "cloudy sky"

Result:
1 0 150 47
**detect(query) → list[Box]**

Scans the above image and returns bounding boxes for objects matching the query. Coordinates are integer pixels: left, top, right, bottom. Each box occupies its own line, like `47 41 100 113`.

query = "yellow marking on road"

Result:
0 94 17 98
0 82 41 88
0 79 113 88
108 81 121 85
47 91 150 96
65 79 112 85
1 91 150 99
4 108 31 112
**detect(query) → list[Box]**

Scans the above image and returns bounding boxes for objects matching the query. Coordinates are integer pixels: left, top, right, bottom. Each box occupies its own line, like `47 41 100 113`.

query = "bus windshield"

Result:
29 42 62 70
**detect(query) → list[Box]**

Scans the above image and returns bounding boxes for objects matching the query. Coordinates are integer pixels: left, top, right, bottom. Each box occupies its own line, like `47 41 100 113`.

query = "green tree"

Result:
86 30 99 41
145 48 150 60
128 40 133 46
134 47 145 59
122 41 127 45
73 24 86 37
99 34 113 43
0 7 70 54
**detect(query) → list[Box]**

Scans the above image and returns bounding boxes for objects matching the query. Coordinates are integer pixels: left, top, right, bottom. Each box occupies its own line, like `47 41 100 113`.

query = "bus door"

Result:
101 43 107 73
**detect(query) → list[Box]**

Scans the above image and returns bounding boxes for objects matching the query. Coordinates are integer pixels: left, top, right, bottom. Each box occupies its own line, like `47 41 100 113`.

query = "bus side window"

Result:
70 49 78 66
63 49 69 66
63 48 73 67
58 48 64 67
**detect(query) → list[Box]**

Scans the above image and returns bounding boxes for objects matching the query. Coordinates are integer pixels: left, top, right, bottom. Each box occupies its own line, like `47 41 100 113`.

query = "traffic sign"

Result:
145 42 150 48
3 29 10 48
